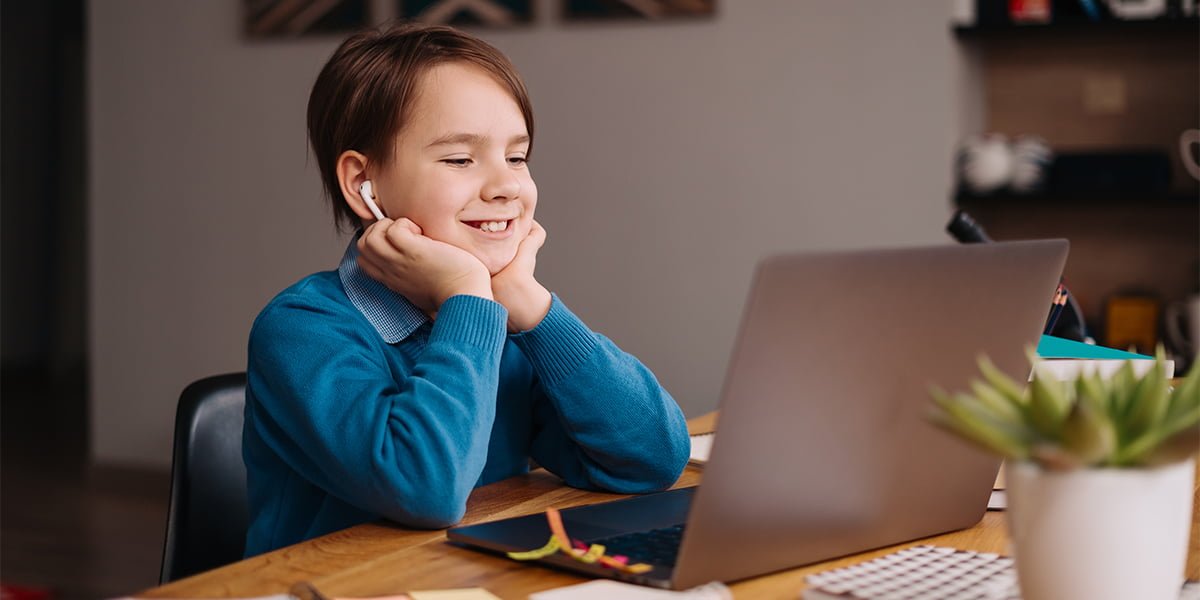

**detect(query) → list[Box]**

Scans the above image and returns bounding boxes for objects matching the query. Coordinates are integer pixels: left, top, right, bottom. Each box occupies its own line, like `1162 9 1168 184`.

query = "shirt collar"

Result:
338 232 429 344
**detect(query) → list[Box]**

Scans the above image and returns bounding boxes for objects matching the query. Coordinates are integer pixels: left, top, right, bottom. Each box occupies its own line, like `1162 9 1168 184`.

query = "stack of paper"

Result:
688 432 714 467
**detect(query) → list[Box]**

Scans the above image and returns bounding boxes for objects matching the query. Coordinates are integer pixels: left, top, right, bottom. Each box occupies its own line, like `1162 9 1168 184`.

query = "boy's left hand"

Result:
492 220 552 332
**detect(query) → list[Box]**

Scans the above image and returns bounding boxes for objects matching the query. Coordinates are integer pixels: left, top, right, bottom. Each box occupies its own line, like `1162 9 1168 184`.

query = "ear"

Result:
335 150 378 222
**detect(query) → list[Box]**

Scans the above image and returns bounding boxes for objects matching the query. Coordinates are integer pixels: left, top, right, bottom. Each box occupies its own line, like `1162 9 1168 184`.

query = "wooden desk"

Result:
141 413 1200 599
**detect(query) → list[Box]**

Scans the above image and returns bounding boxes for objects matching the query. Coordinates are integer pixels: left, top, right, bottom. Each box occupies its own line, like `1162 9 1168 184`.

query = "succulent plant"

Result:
929 348 1200 469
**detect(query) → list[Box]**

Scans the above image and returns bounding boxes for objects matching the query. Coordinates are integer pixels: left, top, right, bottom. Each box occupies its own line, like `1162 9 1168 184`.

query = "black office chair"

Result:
160 372 249 583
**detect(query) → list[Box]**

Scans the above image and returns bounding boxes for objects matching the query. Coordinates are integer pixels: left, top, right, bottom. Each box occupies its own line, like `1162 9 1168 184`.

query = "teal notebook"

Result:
1036 335 1151 360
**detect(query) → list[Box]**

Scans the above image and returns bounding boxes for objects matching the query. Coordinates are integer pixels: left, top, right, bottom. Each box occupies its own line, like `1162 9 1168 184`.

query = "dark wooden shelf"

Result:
953 16 1199 37
955 190 1199 206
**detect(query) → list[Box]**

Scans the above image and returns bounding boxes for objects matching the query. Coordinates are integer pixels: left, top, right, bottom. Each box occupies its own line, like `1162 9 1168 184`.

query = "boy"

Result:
242 23 690 556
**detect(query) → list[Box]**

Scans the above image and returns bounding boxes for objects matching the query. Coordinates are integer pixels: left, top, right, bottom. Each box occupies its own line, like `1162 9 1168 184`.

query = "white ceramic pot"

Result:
1006 459 1195 600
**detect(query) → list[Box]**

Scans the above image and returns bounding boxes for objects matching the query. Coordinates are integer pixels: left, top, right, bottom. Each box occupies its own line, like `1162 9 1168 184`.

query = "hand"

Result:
357 218 493 314
492 220 552 332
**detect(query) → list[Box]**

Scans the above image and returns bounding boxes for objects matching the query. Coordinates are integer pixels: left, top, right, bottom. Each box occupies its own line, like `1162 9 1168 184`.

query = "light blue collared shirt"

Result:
337 233 429 343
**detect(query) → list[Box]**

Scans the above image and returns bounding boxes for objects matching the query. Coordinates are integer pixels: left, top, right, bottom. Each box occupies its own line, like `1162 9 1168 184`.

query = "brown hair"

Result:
307 22 535 231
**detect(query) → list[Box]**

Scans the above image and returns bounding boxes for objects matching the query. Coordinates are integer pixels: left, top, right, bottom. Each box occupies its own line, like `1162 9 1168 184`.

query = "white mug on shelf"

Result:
1181 129 1200 182
959 134 1013 194
1105 0 1167 19
1165 294 1200 362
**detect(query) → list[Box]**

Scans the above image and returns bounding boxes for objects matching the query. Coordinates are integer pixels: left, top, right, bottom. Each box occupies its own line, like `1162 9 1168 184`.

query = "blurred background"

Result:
2 0 1196 597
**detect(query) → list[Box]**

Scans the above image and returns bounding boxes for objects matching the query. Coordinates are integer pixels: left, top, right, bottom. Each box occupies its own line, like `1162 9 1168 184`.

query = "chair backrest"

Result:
160 372 249 583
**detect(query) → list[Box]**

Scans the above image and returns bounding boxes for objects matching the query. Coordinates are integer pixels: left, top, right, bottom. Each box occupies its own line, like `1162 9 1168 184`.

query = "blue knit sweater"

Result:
242 259 690 556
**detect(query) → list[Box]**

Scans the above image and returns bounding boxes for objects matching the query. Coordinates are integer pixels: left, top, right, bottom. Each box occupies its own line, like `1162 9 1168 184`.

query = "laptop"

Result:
447 239 1069 590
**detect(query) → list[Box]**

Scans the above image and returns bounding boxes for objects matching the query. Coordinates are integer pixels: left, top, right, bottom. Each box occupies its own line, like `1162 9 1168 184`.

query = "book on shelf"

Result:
1035 334 1173 380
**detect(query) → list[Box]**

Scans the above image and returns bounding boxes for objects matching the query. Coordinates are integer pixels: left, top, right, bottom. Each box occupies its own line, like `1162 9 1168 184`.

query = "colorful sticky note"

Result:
408 589 503 600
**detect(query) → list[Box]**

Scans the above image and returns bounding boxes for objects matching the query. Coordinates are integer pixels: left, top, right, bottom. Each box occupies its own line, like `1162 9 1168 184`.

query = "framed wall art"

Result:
398 0 534 26
562 0 715 21
244 0 368 37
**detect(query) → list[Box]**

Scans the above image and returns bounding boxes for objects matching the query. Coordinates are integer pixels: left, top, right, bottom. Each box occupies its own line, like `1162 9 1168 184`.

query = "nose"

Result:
481 161 520 202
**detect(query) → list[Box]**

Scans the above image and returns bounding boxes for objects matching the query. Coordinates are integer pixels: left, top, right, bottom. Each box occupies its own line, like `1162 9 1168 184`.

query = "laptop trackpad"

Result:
564 487 695 538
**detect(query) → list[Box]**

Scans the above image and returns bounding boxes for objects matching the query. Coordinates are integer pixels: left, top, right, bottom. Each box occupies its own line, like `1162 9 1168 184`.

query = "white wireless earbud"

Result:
358 180 385 221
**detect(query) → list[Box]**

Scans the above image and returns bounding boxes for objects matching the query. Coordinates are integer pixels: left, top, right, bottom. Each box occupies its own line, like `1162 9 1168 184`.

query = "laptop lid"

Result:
669 239 1068 588
447 240 1068 590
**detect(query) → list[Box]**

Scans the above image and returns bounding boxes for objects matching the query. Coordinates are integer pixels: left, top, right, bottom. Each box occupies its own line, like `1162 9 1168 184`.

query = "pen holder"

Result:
1006 459 1194 600
930 349 1198 600
1005 359 1192 600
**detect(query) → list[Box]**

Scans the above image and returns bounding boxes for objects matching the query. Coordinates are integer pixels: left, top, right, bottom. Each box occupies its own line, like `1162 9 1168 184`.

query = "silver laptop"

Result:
447 239 1069 590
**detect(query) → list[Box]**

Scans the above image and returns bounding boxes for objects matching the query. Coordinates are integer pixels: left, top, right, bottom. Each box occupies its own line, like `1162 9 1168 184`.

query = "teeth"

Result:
479 220 508 232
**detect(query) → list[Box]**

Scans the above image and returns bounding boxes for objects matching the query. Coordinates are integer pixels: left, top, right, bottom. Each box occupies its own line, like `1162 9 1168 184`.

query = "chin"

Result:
480 250 519 276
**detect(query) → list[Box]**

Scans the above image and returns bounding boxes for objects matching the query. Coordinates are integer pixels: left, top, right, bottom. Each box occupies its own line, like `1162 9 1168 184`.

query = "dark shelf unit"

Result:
953 16 1199 37
955 190 1200 207
950 9 1200 354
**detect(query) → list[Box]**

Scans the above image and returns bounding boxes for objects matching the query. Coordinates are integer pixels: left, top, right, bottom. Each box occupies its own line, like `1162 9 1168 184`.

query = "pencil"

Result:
1044 284 1068 335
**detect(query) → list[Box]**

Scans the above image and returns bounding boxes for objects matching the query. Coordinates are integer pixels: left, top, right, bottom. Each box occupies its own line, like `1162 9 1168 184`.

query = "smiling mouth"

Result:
462 219 512 233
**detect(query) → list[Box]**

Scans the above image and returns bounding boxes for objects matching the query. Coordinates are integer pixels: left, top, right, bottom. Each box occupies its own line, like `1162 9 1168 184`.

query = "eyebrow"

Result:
425 133 530 149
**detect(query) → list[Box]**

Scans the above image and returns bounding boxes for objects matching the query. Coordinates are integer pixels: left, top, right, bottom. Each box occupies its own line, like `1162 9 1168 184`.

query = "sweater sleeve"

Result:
246 293 508 528
511 295 690 493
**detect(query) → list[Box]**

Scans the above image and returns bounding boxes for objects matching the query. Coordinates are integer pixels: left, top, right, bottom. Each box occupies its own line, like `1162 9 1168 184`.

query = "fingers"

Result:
360 217 425 264
358 219 387 260
391 217 423 236
383 218 427 257
525 219 547 252
512 219 546 264
494 219 545 280
359 218 420 282
360 217 392 242
356 253 386 282
356 224 399 282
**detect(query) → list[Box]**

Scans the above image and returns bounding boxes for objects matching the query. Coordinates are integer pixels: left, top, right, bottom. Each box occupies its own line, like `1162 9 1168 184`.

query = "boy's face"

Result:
372 62 536 276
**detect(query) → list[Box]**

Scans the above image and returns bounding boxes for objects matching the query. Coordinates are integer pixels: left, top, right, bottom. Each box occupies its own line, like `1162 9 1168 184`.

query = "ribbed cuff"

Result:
511 294 598 385
429 295 508 353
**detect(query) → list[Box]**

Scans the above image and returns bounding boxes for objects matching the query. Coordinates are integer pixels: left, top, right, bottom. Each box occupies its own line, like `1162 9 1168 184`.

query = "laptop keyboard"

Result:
587 523 686 567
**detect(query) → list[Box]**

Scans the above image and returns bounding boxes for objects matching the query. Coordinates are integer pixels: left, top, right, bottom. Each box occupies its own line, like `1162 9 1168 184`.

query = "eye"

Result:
442 158 472 167
508 156 528 166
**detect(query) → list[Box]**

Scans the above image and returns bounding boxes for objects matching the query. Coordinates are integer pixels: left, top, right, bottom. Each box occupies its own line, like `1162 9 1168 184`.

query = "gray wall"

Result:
89 1 971 467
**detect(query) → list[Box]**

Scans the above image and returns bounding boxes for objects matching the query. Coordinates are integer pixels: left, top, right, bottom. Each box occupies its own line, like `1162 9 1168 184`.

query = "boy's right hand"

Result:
357 218 494 313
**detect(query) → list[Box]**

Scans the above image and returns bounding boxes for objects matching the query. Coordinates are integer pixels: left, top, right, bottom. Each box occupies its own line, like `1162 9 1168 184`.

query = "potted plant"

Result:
929 348 1199 600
